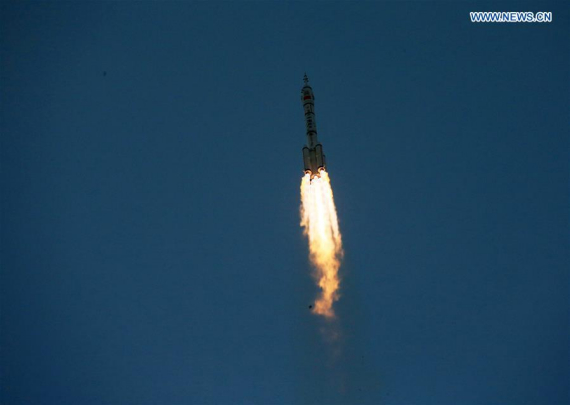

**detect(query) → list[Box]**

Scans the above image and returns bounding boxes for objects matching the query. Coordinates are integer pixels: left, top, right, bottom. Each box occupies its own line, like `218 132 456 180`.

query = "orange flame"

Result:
300 170 343 318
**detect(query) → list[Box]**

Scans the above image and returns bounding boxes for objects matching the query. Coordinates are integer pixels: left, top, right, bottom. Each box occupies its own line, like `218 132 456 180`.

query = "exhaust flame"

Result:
300 170 343 318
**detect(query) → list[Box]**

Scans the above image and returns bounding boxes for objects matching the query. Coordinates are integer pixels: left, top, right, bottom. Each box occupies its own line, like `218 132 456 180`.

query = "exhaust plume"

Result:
300 170 343 318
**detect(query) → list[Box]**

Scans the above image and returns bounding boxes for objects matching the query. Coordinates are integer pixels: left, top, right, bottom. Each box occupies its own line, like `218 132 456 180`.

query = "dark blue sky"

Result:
1 2 568 404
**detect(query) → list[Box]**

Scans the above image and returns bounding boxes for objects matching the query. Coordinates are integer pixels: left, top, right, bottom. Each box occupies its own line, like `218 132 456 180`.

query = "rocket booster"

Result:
301 74 326 178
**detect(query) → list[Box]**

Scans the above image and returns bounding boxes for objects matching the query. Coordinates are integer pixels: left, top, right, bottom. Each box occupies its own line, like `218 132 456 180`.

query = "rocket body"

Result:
301 75 326 178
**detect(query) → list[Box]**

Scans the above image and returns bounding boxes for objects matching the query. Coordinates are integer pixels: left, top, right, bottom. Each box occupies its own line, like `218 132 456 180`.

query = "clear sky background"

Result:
1 2 568 405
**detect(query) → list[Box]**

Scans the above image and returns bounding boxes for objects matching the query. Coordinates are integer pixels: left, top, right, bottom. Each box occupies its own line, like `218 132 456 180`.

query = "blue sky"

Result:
1 2 568 404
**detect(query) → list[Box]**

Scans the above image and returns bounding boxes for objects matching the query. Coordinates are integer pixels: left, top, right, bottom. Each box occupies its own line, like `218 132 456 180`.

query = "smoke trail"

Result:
300 170 343 318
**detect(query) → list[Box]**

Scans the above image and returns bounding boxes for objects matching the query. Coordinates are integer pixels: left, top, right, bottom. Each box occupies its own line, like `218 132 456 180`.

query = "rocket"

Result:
301 74 326 178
